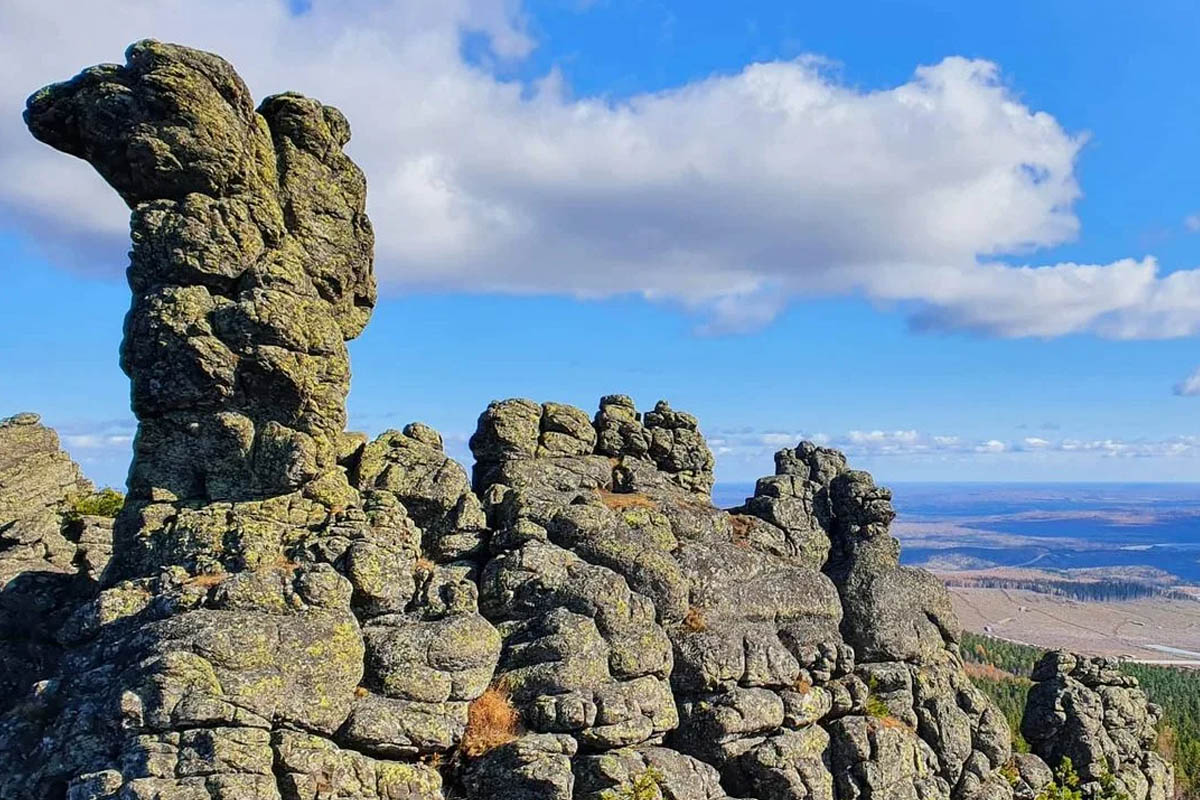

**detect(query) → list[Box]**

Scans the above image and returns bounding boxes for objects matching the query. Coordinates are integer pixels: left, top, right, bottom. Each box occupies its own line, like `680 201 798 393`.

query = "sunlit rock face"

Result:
1023 651 1174 800
0 39 1170 800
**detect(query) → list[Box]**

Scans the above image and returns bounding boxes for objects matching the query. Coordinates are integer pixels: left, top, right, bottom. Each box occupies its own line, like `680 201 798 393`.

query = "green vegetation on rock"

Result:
67 487 124 519
600 767 664 800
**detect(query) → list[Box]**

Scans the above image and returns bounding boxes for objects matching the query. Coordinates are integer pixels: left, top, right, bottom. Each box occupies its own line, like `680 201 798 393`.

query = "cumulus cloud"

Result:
3 0 1200 336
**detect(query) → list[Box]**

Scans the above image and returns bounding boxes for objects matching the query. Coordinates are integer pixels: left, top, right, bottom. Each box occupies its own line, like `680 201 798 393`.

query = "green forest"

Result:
962 632 1200 799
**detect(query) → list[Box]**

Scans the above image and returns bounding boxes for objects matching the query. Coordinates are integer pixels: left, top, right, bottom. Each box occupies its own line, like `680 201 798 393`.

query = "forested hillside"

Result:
963 632 1200 798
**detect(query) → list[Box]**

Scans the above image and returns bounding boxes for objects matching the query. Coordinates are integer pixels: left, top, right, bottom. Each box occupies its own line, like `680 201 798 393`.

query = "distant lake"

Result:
712 482 1200 584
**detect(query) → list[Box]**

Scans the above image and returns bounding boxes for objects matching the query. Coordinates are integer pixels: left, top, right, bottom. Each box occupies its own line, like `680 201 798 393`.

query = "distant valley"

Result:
718 481 1200 666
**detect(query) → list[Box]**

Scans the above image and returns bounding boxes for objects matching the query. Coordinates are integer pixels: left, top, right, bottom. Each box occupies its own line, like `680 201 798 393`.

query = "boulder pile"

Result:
0 40 1171 800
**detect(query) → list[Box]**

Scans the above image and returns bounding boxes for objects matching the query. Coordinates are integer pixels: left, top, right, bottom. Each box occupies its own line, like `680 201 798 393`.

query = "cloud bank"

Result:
709 428 1200 462
3 0 1200 337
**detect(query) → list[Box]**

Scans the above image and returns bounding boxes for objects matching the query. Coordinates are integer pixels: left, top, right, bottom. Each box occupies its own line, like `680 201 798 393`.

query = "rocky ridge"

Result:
0 40 1172 800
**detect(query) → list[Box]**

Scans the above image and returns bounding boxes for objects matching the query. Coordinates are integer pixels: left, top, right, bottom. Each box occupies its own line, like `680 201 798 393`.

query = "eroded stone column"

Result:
26 39 376 577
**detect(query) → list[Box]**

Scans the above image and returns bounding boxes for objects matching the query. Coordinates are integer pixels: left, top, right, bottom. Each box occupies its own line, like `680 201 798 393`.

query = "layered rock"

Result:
1022 651 1173 800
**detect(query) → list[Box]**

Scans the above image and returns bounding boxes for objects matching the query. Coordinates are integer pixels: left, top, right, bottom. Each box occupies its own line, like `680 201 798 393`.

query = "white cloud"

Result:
709 427 1200 462
1186 213 1200 233
1174 367 1200 396
3 0 1200 337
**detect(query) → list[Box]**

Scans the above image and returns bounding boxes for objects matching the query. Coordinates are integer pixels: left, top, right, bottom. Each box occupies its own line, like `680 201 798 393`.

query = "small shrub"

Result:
682 605 707 633
67 488 124 519
1035 757 1082 800
600 766 664 800
1096 771 1130 800
461 686 520 757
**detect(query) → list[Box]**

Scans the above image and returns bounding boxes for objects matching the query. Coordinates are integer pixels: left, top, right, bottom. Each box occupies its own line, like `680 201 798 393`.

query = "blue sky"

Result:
3 0 1200 487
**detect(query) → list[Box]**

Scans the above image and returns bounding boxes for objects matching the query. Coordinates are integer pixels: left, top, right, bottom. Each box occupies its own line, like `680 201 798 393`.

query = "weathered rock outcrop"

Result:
25 37 376 581
0 413 113 712
2 41 473 800
1022 651 1173 800
2 39 1173 800
732 445 1015 800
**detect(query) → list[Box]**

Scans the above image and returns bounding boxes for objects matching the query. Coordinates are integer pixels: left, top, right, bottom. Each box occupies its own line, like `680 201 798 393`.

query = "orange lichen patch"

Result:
596 488 657 511
414 557 436 574
793 676 814 694
461 686 520 757
682 605 708 633
354 686 369 699
183 571 228 589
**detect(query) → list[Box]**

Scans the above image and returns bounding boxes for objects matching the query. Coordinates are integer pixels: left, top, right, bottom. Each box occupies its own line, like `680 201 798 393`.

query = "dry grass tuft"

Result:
875 714 911 731
183 571 228 589
682 605 708 633
265 555 300 574
414 557 437 574
728 514 755 548
461 686 520 757
793 676 813 694
596 489 657 512
354 686 369 699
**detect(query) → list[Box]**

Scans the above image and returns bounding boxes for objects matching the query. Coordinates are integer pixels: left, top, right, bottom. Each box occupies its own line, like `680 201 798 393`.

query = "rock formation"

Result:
0 40 1172 800
0 413 113 711
1022 651 1174 800
4 40 460 800
25 37 376 581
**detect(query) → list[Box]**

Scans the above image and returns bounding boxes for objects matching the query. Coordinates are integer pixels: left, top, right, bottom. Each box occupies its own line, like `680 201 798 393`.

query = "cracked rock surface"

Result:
1 40 1172 800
